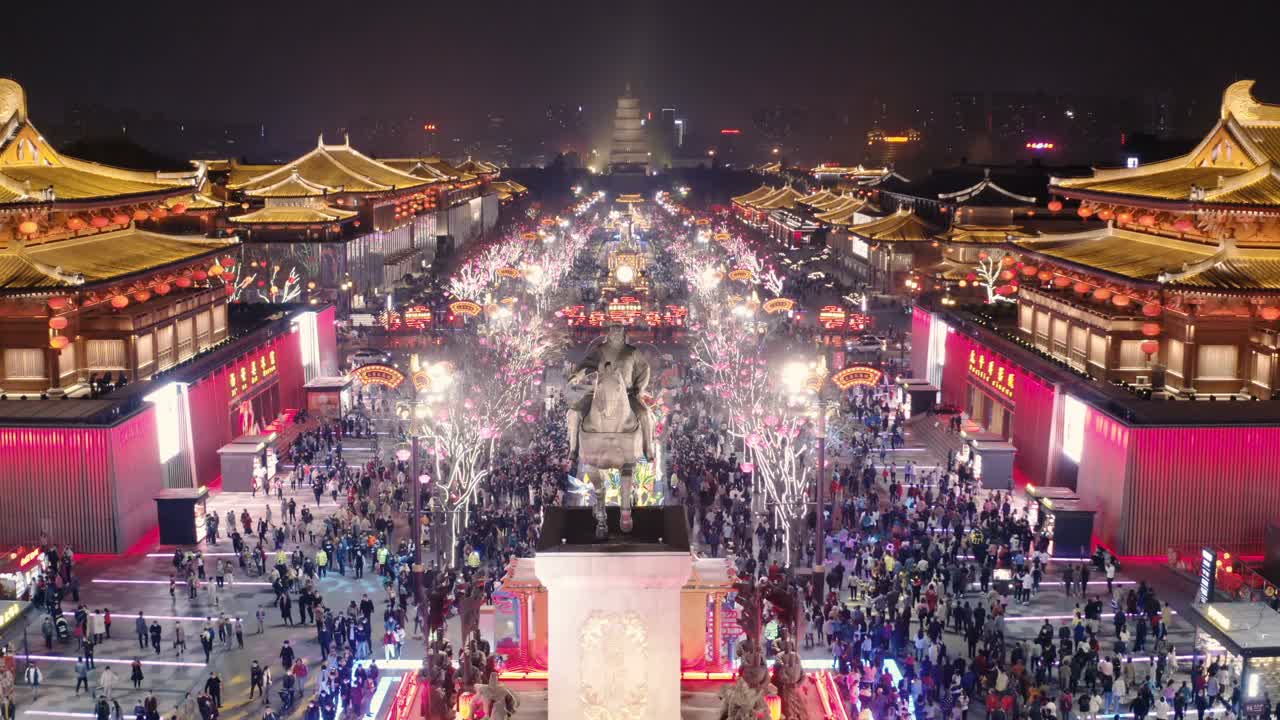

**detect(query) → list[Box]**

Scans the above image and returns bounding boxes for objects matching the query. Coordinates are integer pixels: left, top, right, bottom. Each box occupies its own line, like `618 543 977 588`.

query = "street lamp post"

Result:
409 435 425 620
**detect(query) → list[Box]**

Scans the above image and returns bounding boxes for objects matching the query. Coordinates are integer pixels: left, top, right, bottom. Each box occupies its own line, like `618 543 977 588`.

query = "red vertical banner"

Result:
1010 371 1056 487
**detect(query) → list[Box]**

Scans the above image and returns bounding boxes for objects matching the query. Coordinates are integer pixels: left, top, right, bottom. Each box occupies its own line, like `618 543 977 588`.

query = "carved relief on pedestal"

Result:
578 610 649 720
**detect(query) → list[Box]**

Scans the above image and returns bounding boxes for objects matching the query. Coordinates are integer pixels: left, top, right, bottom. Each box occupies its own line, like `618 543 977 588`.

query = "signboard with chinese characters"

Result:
967 349 1016 403
1198 547 1217 604
227 349 279 404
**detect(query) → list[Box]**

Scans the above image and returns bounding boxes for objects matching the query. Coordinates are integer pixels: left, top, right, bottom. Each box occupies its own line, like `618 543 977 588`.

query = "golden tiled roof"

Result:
244 172 337 198
229 137 431 194
229 205 356 225
0 82 190 207
456 159 500 175
1013 227 1214 282
490 179 527 195
937 224 1030 244
164 191 227 212
848 209 936 242
815 198 868 226
379 158 455 182
1055 82 1280 207
732 185 774 205
753 186 804 210
0 227 236 290
225 163 280 187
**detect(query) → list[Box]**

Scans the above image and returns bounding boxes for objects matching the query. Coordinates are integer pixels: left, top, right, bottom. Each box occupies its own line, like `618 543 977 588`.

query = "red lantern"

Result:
1142 303 1162 317
1117 212 1133 224
151 208 168 219
49 335 70 351
48 316 68 330
1052 276 1072 288
999 270 1015 281
175 276 193 288
133 290 152 303
1141 323 1161 337
978 251 989 261
110 295 129 309
47 297 70 310
1073 282 1091 294
1037 271 1053 282
18 220 39 235
1077 206 1094 218
66 217 86 231
225 284 235 296
132 209 150 222
90 216 110 228
965 273 978 282
220 257 235 269
1097 208 1115 221
1020 265 1039 277
1001 256 1016 267
192 270 208 281
112 213 130 226
1112 294 1131 307
155 282 171 295
1174 218 1194 233
1262 307 1280 322
171 203 188 215
1138 214 1157 226
1092 288 1112 301
996 285 1017 296
1047 199 1063 213
1140 340 1159 356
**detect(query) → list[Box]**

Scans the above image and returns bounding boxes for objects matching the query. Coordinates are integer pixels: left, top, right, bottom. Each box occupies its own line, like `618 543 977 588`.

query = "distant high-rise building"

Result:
608 84 648 174
674 118 686 148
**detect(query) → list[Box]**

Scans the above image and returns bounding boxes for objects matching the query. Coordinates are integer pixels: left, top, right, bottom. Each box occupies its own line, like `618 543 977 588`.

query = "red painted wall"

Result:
1075 408 1133 553
940 329 975 410
185 327 308 486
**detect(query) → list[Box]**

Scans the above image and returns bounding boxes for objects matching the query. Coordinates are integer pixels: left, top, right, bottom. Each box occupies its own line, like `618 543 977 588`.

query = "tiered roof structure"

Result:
608 85 648 173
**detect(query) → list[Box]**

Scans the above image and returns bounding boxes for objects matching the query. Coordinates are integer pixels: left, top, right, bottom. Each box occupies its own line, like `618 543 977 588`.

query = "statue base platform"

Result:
534 507 692 720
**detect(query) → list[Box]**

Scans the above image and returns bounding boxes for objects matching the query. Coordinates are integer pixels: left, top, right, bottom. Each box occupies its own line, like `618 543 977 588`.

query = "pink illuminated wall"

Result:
0 407 163 554
1074 408 1132 552
1123 425 1280 555
316 305 338 375
1010 371 1057 486
911 306 933 380
940 330 976 410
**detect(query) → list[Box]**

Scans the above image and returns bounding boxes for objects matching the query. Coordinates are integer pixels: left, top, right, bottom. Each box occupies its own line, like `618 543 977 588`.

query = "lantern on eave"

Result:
1092 288 1112 301
90 215 110 228
1037 271 1053 283
1112 294 1131 308
1077 205 1095 218
220 257 235 270
110 294 129 309
1117 211 1133 224
1052 276 1072 288
48 316 68 330
151 208 168 219
1047 199 1063 213
192 269 208 281
999 270 1015 281
1140 340 1159 356
977 251 989 261
1096 208 1115 222
1020 265 1038 277
1261 307 1280 322
1173 217 1195 233
49 335 70 351
1141 322 1161 337
171 203 188 215
1138 214 1157 227
111 213 130 226
133 289 152 303
18 220 39 235
66 217 85 231
47 296 70 310
1075 282 1092 294
132 209 150 222
175 276 192 288
1001 255 1016 267
208 262 224 277
155 282 171 295
1142 303 1162 317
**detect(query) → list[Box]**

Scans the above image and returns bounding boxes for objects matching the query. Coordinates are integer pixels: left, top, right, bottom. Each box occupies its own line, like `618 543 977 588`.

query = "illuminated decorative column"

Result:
535 549 692 720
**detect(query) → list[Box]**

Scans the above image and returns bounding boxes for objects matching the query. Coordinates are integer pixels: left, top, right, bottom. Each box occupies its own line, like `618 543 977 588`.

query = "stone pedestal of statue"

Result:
534 507 692 720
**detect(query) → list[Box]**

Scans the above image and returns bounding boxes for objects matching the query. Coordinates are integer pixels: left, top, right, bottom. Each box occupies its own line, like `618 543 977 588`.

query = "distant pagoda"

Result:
608 84 649 175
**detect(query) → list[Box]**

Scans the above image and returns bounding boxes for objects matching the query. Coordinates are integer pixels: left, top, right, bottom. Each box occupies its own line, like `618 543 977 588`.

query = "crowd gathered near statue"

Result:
0 206 1251 720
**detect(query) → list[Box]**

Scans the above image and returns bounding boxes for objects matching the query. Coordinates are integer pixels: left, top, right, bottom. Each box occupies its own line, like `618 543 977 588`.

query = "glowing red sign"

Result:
1025 141 1056 150
968 349 1016 401
720 129 741 135
403 305 432 329
227 349 278 403
350 363 406 389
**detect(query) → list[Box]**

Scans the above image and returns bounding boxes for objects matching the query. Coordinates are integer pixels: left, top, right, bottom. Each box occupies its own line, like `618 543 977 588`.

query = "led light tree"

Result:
975 250 1017 304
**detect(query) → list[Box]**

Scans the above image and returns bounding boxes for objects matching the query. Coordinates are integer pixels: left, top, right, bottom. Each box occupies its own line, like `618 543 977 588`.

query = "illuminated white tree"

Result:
976 250 1016 304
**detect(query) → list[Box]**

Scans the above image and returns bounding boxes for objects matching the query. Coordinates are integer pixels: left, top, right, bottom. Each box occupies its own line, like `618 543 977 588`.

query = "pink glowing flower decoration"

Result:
739 462 755 474
746 433 763 449
763 415 778 427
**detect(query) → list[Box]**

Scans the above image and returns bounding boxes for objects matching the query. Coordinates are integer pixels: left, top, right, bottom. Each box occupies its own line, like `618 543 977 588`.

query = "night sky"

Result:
5 0 1280 146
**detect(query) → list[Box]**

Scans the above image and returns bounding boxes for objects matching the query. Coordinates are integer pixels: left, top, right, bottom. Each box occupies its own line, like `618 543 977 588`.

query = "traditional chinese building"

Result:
0 79 242 395
909 82 1280 557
